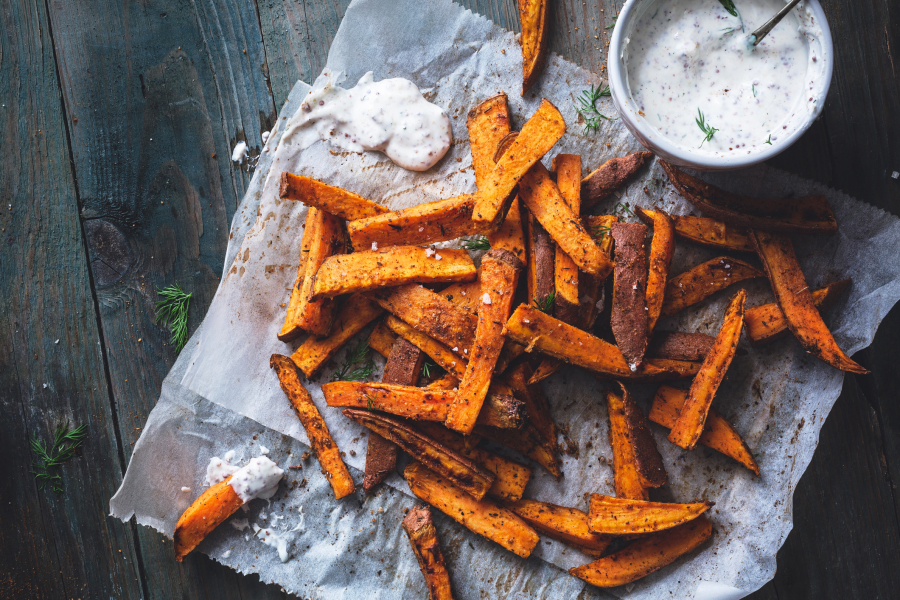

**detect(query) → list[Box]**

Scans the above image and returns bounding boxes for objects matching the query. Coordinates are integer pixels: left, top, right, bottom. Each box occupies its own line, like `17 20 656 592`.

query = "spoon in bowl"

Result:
749 0 803 46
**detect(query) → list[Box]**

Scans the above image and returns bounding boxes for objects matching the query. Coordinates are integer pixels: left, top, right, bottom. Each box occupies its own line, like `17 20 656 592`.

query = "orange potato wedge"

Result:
425 373 461 390
386 315 467 379
581 152 654 210
279 172 388 220
519 0 549 94
505 362 557 446
635 207 676 332
588 494 713 535
278 207 320 342
647 330 715 362
551 154 583 322
477 423 562 478
505 499 612 557
174 477 243 561
607 389 648 500
751 230 867 373
660 160 837 234
368 319 398 358
661 256 763 318
270 355 355 499
668 290 747 450
569 517 712 587
650 385 760 476
610 222 650 369
439 279 483 315
579 215 618 327
745 279 851 346
402 506 455 600
527 358 562 385
667 212 754 252
404 462 540 558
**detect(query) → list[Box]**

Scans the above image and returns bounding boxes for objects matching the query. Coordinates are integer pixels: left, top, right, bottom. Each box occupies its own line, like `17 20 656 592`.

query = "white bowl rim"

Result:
608 0 834 171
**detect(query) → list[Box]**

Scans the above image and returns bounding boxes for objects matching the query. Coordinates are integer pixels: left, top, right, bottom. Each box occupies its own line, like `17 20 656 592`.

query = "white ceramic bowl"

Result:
608 0 834 171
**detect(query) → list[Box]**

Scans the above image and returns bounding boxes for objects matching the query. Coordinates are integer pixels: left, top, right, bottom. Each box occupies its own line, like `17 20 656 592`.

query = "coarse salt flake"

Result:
425 248 435 257
371 242 378 251
893 171 900 179
181 487 191 492
434 253 442 260
482 293 492 305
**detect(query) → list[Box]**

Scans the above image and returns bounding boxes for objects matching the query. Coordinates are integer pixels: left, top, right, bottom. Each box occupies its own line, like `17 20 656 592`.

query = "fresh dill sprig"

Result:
532 290 556 314
421 359 437 379
590 224 612 240
718 0 738 17
614 202 635 218
576 85 616 134
155 284 192 353
605 15 618 29
364 394 376 411
31 421 87 493
752 84 757 97
331 340 377 382
695 109 719 147
765 134 773 145
462 236 491 251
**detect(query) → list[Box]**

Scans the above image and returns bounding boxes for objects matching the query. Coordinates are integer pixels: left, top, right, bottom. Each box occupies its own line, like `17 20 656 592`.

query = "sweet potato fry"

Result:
279 172 388 220
611 223 650 369
667 212 754 252
569 517 712 587
618 382 667 488
386 315 467 379
382 337 426 386
279 208 320 342
581 152 654 210
649 385 759 475
472 99 566 230
519 0 549 93
579 215 618 327
425 373 460 390
606 390 648 500
660 160 837 234
505 362 557 446
402 506 455 600
552 154 583 322
440 280 482 315
745 279 851 346
448 250 524 434
477 423 562 478
647 331 715 362
404 462 540 558
505 499 612 557
174 478 243 561
668 290 746 450
368 320 398 358
290 294 384 378
345 409 495 499
661 256 763 318
311 246 477 299
347 195 483 249
635 207 676 332
270 355 355 499
525 210 555 309
527 358 562 385
751 230 867 373
588 494 713 535
476 390 528 429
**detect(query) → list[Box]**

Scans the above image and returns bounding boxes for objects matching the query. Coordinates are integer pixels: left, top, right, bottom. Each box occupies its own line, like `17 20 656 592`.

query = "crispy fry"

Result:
588 494 713 535
661 160 837 234
745 279 851 346
386 315 467 379
649 385 760 475
290 294 384 378
581 152 654 210
368 320 398 358
440 280 482 315
635 208 676 332
279 172 388 220
477 424 562 478
647 331 715 362
404 462 540 558
344 409 495 499
505 362 557 446
279 208 320 342
448 250 524 434
270 355 355 499
505 499 612 557
618 382 667 488
607 389 648 500
751 230 867 373
668 212 754 252
549 154 582 323
476 390 528 429
402 506 455 600
347 195 483 249
579 215 618 327
525 209 555 308
311 247 477 299
661 256 763 318
426 373 460 390
569 517 713 587
611 223 650 369
519 0 549 93
472 99 566 230
492 197 528 261
174 478 243 561
528 358 562 385
668 290 747 450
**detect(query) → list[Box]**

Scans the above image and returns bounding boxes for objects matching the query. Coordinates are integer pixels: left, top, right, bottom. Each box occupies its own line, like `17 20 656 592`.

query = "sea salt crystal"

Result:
452 347 459 352
482 293 492 305
434 253 442 260
892 171 899 179
181 487 191 492
371 242 378 251
425 248 435 257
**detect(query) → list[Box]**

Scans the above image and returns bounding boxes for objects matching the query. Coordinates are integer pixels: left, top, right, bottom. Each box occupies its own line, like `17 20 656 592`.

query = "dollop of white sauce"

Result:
206 453 239 486
253 524 292 563
228 456 284 503
283 69 452 171
624 0 824 156
231 141 248 164
221 550 232 559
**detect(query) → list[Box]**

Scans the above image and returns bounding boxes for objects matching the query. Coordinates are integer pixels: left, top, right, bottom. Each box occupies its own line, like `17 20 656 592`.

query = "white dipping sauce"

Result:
228 456 284 503
624 0 823 156
286 69 452 171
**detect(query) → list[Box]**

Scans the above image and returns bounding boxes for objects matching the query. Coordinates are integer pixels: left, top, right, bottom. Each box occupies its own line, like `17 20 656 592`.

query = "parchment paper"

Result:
111 0 900 597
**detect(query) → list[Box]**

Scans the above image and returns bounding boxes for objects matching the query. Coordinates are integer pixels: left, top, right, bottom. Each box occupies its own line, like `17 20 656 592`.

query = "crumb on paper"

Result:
180 486 191 492
892 171 899 179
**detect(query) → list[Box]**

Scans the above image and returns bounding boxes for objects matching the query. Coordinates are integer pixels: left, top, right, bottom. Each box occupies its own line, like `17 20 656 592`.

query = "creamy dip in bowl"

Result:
609 0 832 170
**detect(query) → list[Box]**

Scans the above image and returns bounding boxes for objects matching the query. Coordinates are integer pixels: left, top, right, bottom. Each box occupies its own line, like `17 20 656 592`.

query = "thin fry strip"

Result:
347 195 483 249
279 172 388 220
527 358 562 385
552 154 583 322
668 290 747 450
505 362 557 446
368 320 398 358
635 207 676 332
618 382 667 488
581 152 654 210
607 389 649 500
661 256 763 318
270 355 355 499
525 209 555 308
519 0 549 93
402 506 455 600
579 215 618 328
174 478 243 561
279 207 320 342
505 499 612 557
670 213 754 252
751 230 867 373
610 223 650 369
477 424 562 478
588 494 713 535
745 279 851 346
386 315 467 379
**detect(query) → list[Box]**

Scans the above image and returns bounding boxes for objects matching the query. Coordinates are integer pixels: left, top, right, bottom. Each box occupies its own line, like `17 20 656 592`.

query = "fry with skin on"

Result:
578 215 618 328
635 207 676 332
505 499 612 557
279 207 320 342
668 290 747 450
569 517 713 587
607 389 648 500
525 210 555 310
661 256 763 318
751 230 867 373
477 423 562 478
744 279 851 346
587 494 713 535
518 0 549 93
618 382 667 488
402 506 455 600
311 246 477 299
610 223 650 369
552 154 583 323
404 462 540 558
649 385 760 476
505 362 557 446
581 152 654 210
386 315 467 379
647 331 715 362
279 172 389 220
174 478 244 561
666 212 754 252
368 320 398 358
270 355 355 499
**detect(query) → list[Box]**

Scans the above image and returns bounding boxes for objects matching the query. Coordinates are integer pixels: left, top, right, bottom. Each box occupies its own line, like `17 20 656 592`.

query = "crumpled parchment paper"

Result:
111 0 900 598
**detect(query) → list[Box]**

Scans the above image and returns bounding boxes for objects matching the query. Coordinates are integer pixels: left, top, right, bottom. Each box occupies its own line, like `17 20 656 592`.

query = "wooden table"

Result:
2 0 898 597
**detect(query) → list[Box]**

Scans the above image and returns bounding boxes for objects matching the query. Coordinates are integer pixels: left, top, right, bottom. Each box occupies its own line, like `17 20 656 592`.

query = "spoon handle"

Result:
750 0 803 46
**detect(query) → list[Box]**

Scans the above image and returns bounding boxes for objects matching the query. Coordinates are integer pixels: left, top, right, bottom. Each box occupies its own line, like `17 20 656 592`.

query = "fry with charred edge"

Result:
611 223 650 369
664 211 754 252
426 374 460 391
525 210 555 309
527 358 562 385
174 478 243 561
649 385 760 475
348 195 484 250
588 494 713 535
477 424 562 478
279 208 319 341
660 160 837 234
505 499 612 557
647 331 715 362
440 280 482 315
270 355 355 499
344 409 496 500
404 462 540 558
472 99 566 230
386 315 467 379
569 517 713 587
579 215 618 328
751 230 867 373
368 320 398 358
505 362 557 446
618 382 667 488
279 172 388 220
291 294 384 378
402 506 455 600
635 208 676 332
745 279 851 346
519 161 608 276
607 390 648 500
552 154 583 322
447 250 524 434
519 0 549 93
505 304 699 381
661 256 763 318
581 152 654 210
311 247 477 299
668 290 747 450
